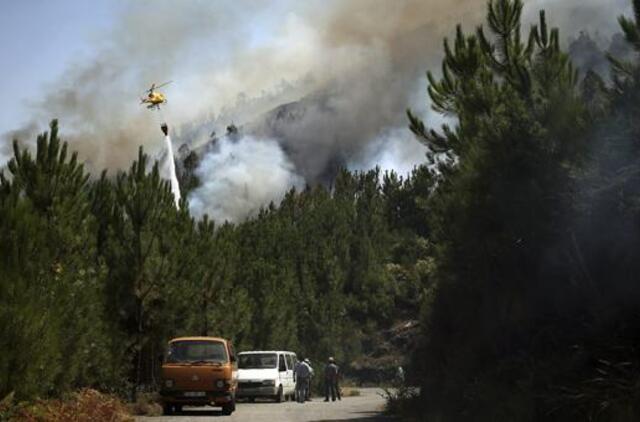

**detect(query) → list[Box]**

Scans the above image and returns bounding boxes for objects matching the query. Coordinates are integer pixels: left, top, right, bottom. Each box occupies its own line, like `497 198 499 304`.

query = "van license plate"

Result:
184 392 206 397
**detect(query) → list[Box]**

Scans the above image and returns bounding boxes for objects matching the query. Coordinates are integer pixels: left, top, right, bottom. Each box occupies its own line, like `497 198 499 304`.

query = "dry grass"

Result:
127 392 163 416
1 389 133 422
341 387 361 397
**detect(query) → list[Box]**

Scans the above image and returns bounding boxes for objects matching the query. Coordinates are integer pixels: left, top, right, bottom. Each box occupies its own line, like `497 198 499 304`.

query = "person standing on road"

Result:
324 357 341 402
304 358 314 401
294 357 311 403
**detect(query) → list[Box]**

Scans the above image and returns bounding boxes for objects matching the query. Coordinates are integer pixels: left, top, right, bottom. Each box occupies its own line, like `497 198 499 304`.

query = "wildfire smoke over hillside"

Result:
2 0 631 221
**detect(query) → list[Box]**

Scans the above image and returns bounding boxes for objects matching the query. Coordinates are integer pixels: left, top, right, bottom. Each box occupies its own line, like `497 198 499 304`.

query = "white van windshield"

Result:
238 353 277 369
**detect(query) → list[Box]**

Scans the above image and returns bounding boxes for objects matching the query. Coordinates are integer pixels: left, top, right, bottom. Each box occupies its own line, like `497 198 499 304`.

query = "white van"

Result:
236 351 297 402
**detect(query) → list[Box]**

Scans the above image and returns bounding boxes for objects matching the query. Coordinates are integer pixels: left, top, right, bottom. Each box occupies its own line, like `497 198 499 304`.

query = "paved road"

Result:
136 388 393 422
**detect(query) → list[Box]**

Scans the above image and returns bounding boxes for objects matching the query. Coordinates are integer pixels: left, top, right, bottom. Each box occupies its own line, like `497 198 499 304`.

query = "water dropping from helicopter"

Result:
160 122 181 209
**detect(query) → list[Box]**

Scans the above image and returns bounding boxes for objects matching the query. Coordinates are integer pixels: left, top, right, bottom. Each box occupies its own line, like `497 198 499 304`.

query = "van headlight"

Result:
216 379 225 388
262 379 275 386
164 379 174 388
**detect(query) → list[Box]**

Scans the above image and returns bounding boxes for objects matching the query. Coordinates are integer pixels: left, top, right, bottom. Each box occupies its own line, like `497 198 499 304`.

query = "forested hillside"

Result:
0 126 431 400
3 1 640 421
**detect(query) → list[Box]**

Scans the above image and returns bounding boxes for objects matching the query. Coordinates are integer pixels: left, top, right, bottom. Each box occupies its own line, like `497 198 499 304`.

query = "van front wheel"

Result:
222 398 235 415
162 404 173 415
276 385 284 403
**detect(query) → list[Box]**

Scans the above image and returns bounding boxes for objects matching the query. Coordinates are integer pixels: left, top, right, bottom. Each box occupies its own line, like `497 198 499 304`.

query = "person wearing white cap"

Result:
304 358 314 400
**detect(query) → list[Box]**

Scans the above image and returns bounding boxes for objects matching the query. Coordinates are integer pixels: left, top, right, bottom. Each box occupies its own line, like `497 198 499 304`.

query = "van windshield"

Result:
238 353 277 369
166 340 228 364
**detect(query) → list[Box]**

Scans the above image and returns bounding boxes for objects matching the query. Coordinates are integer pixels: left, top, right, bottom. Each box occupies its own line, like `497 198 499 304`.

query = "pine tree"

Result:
407 1 591 418
0 121 120 398
101 147 192 395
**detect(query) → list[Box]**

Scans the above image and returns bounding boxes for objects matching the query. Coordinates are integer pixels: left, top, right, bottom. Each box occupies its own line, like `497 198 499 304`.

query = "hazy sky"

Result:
0 1 124 134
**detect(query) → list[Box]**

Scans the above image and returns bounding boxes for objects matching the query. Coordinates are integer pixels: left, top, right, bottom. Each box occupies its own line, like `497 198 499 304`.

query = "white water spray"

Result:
161 123 181 209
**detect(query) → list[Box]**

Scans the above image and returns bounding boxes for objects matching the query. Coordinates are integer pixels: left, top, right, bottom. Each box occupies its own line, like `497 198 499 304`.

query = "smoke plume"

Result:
349 127 429 176
189 135 304 223
2 0 632 220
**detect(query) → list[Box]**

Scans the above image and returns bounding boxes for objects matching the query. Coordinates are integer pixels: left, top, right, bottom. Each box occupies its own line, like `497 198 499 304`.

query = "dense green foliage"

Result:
407 0 640 420
0 126 125 398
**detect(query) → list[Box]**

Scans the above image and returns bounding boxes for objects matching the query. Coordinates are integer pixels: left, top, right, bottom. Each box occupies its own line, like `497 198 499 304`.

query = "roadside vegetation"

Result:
0 390 132 422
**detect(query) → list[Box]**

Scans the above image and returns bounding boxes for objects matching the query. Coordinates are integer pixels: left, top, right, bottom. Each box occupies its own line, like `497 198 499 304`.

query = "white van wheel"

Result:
276 385 284 402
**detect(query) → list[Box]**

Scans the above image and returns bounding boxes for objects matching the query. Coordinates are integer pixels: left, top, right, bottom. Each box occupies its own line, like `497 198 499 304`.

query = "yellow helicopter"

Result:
140 81 172 110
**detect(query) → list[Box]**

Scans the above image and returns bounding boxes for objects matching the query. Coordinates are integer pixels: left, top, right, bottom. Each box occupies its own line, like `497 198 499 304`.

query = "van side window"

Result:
278 354 286 372
285 354 293 370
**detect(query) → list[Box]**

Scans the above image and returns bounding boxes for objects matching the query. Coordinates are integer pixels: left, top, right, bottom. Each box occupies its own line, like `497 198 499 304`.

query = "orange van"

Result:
160 336 237 415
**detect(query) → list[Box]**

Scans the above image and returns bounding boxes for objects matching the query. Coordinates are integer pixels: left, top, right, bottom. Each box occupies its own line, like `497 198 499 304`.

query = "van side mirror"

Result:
230 354 236 363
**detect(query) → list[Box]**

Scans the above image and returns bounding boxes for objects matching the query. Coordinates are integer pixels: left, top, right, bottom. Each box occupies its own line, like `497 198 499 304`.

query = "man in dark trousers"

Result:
294 357 311 403
323 357 341 402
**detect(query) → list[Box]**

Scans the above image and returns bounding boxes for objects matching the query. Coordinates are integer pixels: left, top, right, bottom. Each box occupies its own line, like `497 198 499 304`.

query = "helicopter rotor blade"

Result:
154 80 173 90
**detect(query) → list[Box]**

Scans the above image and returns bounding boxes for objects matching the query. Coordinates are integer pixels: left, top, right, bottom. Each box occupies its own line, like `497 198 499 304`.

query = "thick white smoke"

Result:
188 135 304 223
1 123 38 169
0 146 11 171
349 127 428 177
